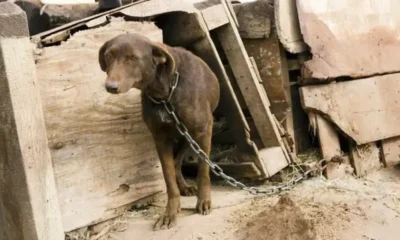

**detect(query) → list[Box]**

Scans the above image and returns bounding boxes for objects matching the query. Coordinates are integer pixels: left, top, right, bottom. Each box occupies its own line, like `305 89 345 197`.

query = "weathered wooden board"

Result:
297 0 400 79
0 3 64 239
35 19 165 231
275 0 307 53
300 74 400 145
350 142 381 177
382 136 400 167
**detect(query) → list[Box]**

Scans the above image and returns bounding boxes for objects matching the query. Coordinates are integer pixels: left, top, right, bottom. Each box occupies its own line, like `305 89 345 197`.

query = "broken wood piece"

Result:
232 0 272 39
314 114 349 179
382 136 400 168
274 0 308 53
349 142 381 177
258 147 290 177
300 74 400 145
0 2 64 239
297 0 400 79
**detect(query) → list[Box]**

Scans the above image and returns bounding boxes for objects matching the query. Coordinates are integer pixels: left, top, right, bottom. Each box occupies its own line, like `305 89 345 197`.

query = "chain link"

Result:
159 101 327 196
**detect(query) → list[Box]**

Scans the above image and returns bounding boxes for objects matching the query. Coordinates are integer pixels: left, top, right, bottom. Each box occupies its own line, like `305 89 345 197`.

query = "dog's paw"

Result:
153 213 178 230
196 198 212 215
180 185 197 196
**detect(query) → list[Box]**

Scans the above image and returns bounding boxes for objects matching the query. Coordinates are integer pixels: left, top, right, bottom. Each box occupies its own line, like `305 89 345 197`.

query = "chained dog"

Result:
98 33 220 230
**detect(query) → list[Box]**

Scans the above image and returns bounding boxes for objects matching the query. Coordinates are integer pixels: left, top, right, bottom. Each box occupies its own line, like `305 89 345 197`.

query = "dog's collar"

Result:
146 71 180 104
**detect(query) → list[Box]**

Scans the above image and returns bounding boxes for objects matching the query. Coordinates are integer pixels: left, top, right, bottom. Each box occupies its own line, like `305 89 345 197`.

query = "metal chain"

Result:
147 71 327 196
160 100 327 196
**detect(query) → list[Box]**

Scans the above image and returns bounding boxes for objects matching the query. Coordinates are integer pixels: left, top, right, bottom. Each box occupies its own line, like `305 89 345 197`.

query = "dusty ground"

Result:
69 167 400 240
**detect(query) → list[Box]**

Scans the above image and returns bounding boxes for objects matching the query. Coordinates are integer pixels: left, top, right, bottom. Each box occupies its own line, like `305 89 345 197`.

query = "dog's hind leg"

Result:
194 117 213 215
175 143 198 196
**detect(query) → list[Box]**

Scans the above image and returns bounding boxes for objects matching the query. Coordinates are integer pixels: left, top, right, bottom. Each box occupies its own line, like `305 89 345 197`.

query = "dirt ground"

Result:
69 167 400 240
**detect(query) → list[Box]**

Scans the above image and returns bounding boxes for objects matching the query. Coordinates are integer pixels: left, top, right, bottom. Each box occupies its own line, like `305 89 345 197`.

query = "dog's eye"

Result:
127 55 137 61
105 53 113 62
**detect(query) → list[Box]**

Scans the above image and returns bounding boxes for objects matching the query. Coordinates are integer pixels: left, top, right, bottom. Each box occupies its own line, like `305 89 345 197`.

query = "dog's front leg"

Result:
153 135 181 230
195 121 213 215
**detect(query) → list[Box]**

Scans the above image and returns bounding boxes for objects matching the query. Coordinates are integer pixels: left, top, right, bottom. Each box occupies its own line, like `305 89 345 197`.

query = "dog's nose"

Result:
105 81 119 93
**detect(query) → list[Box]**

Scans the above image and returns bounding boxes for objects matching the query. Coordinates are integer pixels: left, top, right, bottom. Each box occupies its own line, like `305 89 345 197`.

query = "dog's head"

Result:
98 33 175 94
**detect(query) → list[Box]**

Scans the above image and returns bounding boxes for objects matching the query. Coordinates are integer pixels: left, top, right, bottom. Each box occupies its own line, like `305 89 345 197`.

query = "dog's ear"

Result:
98 41 109 72
152 43 175 76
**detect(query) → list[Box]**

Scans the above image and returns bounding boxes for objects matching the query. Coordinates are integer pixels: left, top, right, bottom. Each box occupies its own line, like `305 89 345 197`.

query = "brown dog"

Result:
98 33 220 230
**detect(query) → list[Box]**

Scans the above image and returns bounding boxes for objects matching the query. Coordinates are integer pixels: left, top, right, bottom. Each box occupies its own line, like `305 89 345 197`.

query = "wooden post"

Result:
313 114 351 179
0 2 64 240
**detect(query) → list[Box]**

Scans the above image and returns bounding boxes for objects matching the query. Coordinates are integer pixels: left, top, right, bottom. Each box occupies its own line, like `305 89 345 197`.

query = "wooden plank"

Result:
225 0 238 27
300 74 400 145
243 33 293 141
217 1 290 175
0 3 64 239
297 0 400 79
382 136 400 167
216 3 282 148
232 0 272 39
35 20 165 231
249 57 262 84
350 142 381 177
217 1 290 176
315 114 340 161
275 0 308 53
201 4 229 30
314 114 350 179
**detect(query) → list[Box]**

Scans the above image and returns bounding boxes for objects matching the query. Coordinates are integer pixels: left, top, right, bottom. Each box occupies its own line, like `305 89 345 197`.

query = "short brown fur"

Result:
99 33 220 230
